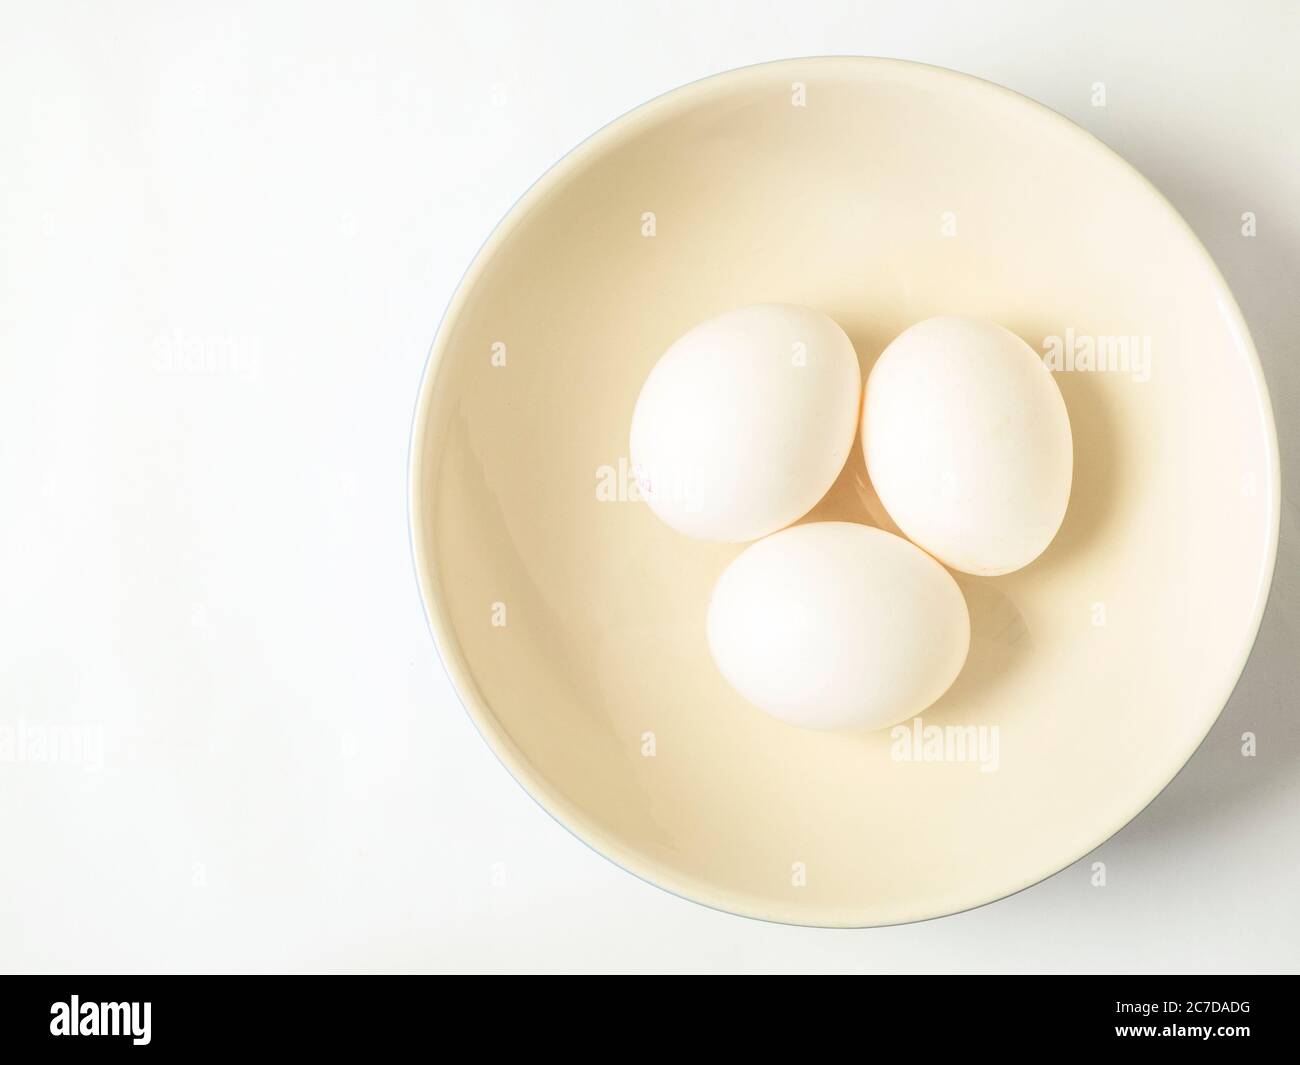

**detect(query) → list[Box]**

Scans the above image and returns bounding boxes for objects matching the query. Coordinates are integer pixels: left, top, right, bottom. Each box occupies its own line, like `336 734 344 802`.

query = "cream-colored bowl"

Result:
409 57 1279 927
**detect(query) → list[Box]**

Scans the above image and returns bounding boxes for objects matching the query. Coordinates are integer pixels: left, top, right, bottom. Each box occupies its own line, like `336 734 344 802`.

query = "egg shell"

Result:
707 521 970 731
630 303 861 543
862 316 1073 576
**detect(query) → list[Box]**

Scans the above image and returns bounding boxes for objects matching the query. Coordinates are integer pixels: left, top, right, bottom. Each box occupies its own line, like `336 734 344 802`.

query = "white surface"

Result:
0 0 1296 973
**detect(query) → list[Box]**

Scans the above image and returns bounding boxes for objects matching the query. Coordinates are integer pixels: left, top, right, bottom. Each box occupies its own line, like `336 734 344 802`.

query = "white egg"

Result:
863 316 1073 576
707 522 970 731
630 304 861 542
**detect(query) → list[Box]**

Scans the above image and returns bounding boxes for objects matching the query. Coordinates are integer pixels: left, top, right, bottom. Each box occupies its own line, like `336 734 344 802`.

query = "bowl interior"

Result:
411 58 1277 926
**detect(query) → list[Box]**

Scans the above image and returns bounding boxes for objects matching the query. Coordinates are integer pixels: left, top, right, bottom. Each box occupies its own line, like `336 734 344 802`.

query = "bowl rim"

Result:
407 55 1282 928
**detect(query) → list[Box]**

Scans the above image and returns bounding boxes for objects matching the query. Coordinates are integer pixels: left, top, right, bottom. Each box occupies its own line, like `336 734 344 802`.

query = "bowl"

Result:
409 57 1279 926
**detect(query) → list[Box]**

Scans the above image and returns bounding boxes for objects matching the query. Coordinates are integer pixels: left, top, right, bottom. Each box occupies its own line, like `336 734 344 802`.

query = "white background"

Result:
1 0 1296 973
